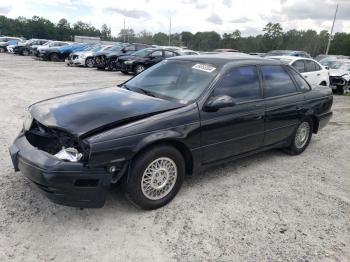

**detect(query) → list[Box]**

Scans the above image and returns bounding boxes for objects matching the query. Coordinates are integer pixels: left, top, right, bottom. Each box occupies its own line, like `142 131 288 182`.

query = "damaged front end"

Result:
329 71 350 95
8 117 119 208
25 119 89 162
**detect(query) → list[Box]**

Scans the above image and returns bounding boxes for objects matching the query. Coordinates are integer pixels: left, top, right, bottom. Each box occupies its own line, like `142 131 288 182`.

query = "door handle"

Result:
317 73 321 76
304 75 308 78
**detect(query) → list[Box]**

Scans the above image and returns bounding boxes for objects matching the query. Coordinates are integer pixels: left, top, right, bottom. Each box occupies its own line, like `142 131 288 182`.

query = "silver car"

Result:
65 45 114 68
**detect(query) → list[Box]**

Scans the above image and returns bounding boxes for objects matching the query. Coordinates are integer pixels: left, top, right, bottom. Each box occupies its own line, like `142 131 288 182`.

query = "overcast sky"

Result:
0 0 349 36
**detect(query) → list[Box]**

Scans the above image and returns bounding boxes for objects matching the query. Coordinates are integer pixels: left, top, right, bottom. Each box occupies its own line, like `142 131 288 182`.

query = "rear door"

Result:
262 65 305 146
147 50 163 67
303 60 321 86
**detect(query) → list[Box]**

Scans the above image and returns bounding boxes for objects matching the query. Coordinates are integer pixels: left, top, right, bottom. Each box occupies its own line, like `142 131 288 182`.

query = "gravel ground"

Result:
0 53 349 262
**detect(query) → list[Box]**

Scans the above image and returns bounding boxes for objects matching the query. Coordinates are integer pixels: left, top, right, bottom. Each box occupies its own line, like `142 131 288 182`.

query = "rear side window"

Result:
214 66 260 102
292 60 305 73
288 68 311 91
262 65 297 97
164 51 177 57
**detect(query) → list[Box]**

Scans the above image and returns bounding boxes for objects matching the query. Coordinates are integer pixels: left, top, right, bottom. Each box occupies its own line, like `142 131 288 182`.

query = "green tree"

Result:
153 32 168 45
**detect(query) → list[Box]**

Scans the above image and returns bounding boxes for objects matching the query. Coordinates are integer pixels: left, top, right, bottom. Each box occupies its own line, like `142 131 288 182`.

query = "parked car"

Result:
214 48 239 52
6 40 25 53
269 56 329 87
39 43 90 61
65 45 113 68
13 39 49 56
117 48 181 74
249 52 266 57
94 43 153 70
34 41 69 57
9 55 333 209
178 49 200 55
264 50 311 58
0 37 23 53
56 43 94 61
327 60 350 94
314 54 348 62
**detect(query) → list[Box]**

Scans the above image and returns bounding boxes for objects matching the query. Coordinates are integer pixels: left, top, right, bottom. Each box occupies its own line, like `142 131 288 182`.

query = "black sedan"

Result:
9 55 333 210
117 48 181 75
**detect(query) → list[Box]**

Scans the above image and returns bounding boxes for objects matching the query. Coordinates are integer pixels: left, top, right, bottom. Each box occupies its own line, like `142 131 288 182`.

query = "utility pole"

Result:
123 18 126 43
326 4 338 55
127 26 130 43
168 17 171 46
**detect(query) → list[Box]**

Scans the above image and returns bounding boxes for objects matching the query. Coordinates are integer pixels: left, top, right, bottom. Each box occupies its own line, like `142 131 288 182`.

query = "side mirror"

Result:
204 95 235 111
324 66 329 70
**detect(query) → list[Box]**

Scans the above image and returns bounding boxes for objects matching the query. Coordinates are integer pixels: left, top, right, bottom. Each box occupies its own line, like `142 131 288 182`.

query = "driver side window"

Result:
214 66 261 102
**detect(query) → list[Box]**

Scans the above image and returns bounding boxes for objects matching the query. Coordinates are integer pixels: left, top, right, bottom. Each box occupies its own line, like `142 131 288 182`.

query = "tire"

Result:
85 57 94 68
50 53 59 62
286 118 313 155
0 47 6 53
22 49 30 56
124 145 185 210
134 64 146 75
320 81 327 86
121 70 129 75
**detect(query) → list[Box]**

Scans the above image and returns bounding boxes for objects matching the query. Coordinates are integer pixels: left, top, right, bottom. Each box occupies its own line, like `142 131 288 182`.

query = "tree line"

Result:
1 15 350 56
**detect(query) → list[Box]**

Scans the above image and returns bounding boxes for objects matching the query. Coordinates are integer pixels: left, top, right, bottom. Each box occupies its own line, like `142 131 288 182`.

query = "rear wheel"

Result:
0 47 6 53
121 70 129 75
134 64 145 75
50 53 59 62
286 119 312 155
320 81 327 86
124 145 185 210
85 57 94 68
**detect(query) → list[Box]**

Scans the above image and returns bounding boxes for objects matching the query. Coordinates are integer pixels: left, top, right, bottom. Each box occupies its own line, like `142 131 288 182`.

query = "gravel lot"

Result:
0 53 349 262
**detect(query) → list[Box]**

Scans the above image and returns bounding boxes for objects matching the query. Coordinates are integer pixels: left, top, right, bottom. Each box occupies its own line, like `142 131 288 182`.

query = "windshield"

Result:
123 60 219 103
331 62 350 71
131 49 153 57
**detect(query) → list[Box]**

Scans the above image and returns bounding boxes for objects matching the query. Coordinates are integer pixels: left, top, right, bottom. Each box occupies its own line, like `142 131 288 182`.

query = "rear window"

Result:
262 65 297 97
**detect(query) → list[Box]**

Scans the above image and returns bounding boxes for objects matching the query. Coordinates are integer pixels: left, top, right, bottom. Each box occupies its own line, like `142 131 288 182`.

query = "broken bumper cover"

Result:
9 133 112 208
65 57 85 66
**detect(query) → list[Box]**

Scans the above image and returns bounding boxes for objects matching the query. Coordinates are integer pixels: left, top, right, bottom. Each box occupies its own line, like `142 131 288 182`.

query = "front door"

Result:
200 66 265 164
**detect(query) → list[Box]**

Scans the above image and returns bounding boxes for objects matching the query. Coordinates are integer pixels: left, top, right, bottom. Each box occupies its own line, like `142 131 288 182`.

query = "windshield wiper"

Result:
136 88 157 97
120 84 131 90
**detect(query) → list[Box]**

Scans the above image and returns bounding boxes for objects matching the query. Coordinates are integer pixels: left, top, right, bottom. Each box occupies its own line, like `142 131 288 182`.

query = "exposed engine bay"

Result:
25 119 87 162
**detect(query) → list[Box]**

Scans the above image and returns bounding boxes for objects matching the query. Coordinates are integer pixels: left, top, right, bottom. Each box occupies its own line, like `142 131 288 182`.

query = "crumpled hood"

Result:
29 87 183 138
329 69 350 80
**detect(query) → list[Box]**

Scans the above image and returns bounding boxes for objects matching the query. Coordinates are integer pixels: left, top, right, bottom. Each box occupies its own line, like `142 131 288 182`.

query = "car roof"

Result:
170 54 282 66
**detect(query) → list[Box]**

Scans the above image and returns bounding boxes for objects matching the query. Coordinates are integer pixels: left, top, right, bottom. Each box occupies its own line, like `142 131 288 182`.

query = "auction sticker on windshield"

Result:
192 64 216 73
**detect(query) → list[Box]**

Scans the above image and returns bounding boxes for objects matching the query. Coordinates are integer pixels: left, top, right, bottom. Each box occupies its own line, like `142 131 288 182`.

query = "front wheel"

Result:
124 145 185 210
286 119 312 155
50 53 59 62
85 57 94 68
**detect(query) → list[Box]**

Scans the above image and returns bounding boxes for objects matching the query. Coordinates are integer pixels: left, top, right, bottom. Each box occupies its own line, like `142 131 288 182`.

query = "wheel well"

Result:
134 140 194 175
320 81 327 86
308 115 319 133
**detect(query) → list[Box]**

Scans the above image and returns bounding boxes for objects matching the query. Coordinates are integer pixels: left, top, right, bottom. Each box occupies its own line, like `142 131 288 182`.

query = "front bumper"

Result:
9 133 112 208
65 57 85 66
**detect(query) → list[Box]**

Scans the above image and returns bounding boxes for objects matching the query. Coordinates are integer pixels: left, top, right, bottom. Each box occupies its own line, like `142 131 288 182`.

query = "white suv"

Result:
269 56 329 87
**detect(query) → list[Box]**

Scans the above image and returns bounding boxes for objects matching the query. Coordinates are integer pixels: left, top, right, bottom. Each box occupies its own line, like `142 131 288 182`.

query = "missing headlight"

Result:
54 147 83 162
